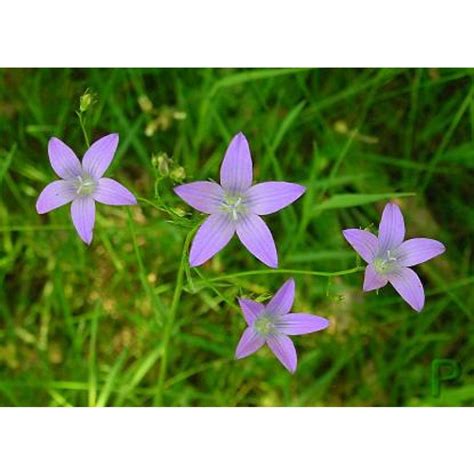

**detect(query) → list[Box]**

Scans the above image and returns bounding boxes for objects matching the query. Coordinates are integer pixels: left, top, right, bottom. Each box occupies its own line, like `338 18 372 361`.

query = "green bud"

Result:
151 152 171 177
170 166 186 182
174 207 186 217
145 121 158 137
172 110 187 121
79 89 95 113
138 95 154 114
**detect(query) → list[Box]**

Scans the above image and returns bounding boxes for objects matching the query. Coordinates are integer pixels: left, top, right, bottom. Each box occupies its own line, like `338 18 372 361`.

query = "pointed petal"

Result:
378 202 405 251
36 180 77 214
267 335 297 373
235 327 265 359
236 213 278 268
71 197 96 245
363 264 388 291
277 313 329 335
82 133 119 179
238 298 264 325
220 132 253 193
174 181 224 214
342 229 379 264
394 238 446 267
189 213 235 267
246 181 306 215
48 137 82 179
387 267 425 312
266 278 295 316
93 178 137 206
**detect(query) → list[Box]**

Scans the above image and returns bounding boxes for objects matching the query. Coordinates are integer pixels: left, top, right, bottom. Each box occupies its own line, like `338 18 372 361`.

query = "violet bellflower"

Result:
174 132 306 268
235 279 329 373
36 134 137 244
343 202 446 312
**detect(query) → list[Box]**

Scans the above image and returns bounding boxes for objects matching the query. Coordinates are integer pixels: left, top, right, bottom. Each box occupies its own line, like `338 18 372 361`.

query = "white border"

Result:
1 3 473 473
1 1 474 66
0 408 471 473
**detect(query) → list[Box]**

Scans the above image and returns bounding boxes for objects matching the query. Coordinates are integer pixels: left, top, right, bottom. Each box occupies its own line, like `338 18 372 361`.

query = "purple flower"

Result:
235 278 329 373
174 132 305 268
343 202 446 312
36 134 137 244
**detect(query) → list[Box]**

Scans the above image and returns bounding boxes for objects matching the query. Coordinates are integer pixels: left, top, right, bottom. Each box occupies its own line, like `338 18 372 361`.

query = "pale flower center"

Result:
221 194 246 221
74 174 97 197
254 314 277 337
373 249 398 274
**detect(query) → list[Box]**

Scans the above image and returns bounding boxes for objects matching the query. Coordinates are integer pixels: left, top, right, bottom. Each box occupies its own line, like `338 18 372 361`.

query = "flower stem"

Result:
207 266 364 282
77 111 90 148
154 226 196 406
126 208 165 326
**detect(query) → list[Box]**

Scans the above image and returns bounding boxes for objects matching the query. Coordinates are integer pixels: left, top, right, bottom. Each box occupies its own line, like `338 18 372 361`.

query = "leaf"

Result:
314 192 416 212
0 145 16 185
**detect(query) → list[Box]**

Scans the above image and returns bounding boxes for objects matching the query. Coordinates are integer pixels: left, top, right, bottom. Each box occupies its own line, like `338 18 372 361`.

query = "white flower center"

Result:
254 314 277 337
74 174 97 197
221 194 246 221
373 249 398 274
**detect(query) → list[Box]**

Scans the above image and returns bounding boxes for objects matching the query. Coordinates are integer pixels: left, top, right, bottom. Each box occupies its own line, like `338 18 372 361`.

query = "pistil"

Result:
222 194 246 221
254 314 276 337
75 174 97 196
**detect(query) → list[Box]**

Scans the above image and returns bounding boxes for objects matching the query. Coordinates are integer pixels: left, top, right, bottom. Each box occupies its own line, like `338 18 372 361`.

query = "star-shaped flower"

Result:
342 202 446 312
235 279 330 373
174 132 306 268
36 134 137 244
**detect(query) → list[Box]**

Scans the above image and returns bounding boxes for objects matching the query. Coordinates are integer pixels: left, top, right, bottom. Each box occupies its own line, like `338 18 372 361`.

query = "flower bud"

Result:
174 207 186 217
151 152 171 177
170 166 186 182
145 120 158 137
172 110 187 121
79 90 95 113
138 95 154 114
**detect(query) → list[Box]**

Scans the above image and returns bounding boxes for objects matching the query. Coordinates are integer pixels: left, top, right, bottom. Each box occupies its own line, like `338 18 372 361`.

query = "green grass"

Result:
0 68 473 406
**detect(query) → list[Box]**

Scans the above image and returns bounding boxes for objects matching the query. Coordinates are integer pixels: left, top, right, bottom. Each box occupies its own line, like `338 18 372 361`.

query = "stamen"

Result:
373 250 398 274
254 314 276 337
222 194 246 221
75 174 97 196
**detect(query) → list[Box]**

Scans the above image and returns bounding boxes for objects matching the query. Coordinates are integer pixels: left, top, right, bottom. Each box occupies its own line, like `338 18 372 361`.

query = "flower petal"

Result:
378 202 405 251
387 267 425 312
174 181 224 214
277 313 329 335
48 138 82 179
220 132 253 193
342 229 379 264
238 298 265 325
189 213 235 267
236 214 278 268
71 197 96 245
394 238 446 267
235 327 265 359
36 180 77 214
363 264 388 291
246 181 306 215
82 133 119 179
267 334 297 373
94 178 137 206
266 278 295 316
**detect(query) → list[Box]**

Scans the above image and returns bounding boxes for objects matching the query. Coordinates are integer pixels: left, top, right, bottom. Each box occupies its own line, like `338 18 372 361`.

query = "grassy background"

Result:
0 68 473 407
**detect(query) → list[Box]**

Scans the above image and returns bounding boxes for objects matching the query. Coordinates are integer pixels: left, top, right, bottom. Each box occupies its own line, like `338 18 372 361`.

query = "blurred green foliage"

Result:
0 68 472 406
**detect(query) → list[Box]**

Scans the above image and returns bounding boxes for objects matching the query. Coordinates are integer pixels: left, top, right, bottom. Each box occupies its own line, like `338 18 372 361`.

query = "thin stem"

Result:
206 266 364 282
137 196 191 221
126 208 164 326
154 225 197 406
77 111 90 148
137 196 163 212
